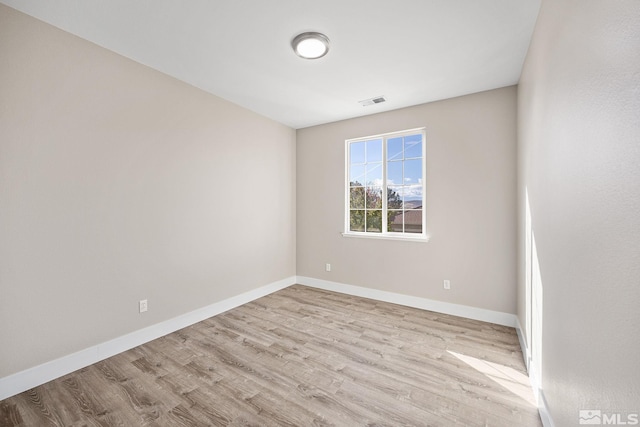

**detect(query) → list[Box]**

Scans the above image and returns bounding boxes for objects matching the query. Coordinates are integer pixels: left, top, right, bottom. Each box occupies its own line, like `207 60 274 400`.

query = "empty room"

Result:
1 1 638 426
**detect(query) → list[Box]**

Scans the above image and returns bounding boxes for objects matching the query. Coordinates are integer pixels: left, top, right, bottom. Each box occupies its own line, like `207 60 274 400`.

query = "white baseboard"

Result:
515 317 554 427
0 276 296 401
296 276 518 327
515 317 530 371
1 274 543 416
538 389 554 427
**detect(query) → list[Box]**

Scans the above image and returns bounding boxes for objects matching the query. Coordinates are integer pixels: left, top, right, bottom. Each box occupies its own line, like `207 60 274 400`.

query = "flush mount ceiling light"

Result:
292 32 330 59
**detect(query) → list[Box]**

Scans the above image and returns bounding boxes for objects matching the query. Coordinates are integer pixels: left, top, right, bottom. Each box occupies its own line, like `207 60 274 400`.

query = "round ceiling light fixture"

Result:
292 32 330 59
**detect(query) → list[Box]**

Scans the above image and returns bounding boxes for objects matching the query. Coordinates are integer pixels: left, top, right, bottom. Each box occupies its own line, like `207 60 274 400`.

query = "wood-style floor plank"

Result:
0 285 541 426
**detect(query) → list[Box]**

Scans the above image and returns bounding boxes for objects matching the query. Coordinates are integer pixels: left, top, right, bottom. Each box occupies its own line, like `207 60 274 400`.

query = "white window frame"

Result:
343 127 428 242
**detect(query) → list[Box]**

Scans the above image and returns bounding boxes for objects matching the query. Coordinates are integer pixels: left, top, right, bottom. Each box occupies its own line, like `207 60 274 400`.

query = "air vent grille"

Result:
359 96 386 107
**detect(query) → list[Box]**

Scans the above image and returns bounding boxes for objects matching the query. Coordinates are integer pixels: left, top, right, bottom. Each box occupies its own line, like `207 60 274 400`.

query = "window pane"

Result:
388 210 403 232
349 163 365 185
350 186 365 209
365 162 382 186
404 134 422 158
366 187 382 209
350 210 365 232
404 185 423 208
387 161 403 185
388 137 403 161
366 210 382 232
404 209 423 233
350 141 365 164
387 186 403 209
404 159 422 185
366 139 382 163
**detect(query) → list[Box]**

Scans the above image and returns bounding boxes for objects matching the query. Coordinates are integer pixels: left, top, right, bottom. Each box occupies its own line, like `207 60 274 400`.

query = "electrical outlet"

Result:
443 280 451 290
139 299 148 313
325 263 331 272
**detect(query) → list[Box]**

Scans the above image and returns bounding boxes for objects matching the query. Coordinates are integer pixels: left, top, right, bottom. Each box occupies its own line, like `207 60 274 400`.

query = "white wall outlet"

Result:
325 263 331 272
139 299 148 313
443 280 451 290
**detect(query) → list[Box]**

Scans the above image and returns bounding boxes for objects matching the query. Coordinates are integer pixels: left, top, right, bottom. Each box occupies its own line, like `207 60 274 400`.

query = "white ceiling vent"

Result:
359 96 386 107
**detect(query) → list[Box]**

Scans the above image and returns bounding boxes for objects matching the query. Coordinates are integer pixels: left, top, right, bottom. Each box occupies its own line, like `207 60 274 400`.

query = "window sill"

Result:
341 232 430 243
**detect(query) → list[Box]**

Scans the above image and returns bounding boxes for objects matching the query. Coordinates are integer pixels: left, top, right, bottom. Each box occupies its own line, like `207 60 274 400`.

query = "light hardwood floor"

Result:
0 285 541 426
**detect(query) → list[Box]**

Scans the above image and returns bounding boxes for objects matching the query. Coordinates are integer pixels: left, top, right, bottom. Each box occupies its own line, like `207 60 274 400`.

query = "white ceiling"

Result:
1 0 540 129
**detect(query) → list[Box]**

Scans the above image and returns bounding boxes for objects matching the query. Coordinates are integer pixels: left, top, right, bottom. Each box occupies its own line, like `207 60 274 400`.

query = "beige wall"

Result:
0 5 296 377
297 87 517 314
517 0 640 424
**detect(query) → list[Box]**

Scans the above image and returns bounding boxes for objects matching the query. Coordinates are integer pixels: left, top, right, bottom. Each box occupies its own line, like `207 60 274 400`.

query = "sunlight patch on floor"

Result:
447 350 537 406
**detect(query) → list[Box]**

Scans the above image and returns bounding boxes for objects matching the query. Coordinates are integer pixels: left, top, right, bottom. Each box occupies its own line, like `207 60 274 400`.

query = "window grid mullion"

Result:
363 142 367 232
402 154 406 233
382 137 388 234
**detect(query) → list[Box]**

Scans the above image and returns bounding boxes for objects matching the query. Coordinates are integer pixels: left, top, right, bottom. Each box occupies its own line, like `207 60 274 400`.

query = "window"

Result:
345 128 426 240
